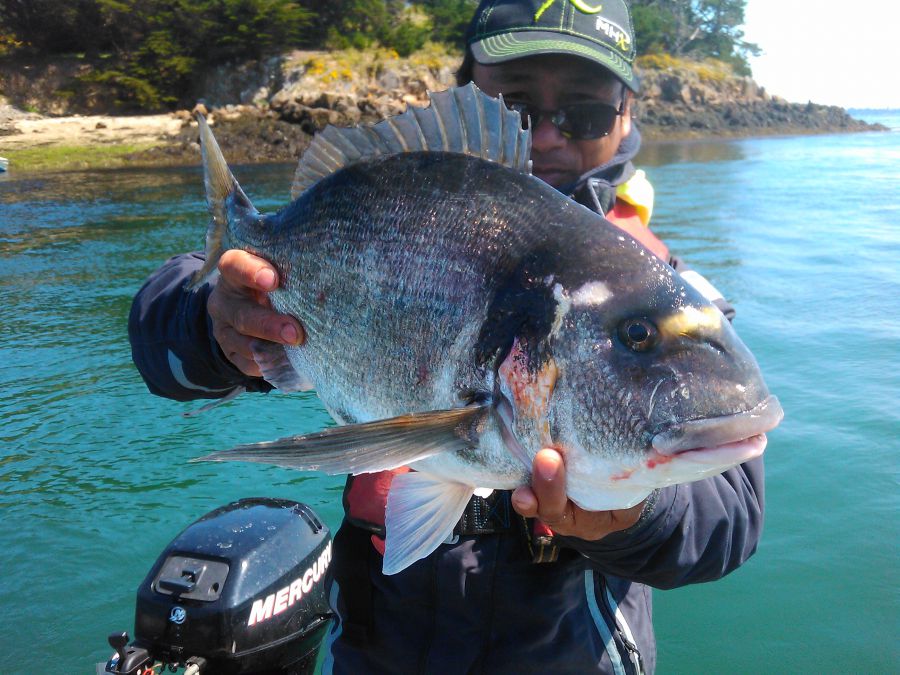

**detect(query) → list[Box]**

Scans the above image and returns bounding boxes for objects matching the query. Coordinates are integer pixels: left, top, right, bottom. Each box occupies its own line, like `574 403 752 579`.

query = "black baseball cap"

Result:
466 0 638 92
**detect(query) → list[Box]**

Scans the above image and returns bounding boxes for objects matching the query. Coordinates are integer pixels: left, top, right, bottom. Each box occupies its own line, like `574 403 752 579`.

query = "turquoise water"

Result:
1 115 898 672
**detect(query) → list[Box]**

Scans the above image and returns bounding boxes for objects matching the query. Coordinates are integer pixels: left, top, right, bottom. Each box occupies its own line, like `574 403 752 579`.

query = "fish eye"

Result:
618 318 658 352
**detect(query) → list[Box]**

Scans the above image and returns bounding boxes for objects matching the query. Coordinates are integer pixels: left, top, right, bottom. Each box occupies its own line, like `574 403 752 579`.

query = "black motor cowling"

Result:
105 498 333 674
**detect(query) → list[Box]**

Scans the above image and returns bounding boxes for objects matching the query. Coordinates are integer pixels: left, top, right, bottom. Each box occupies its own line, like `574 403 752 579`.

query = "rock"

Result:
1 48 883 160
658 75 690 104
378 70 402 90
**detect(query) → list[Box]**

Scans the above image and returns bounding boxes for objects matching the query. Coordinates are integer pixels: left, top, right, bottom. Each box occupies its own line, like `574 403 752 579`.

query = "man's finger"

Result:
218 249 279 292
511 486 538 518
230 303 304 345
213 326 263 377
226 351 263 378
209 287 305 345
531 449 571 526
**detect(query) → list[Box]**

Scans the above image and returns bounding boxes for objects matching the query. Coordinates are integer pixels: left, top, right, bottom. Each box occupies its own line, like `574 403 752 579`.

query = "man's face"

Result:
472 54 631 189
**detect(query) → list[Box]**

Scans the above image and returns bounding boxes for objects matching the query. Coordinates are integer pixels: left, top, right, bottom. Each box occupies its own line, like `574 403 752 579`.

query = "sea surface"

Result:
1 111 898 673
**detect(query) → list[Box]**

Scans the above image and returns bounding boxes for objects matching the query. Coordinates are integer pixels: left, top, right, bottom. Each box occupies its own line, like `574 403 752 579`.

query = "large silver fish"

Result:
193 84 783 574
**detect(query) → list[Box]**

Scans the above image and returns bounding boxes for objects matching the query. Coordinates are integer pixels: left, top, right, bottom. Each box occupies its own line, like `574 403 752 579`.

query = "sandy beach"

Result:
1 111 185 150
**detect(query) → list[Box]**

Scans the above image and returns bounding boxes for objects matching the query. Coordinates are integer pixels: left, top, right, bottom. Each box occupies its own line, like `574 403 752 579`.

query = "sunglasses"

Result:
506 98 626 140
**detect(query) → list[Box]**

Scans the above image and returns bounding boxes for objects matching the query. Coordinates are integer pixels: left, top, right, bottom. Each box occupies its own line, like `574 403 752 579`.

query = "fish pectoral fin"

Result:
249 339 314 392
192 404 490 475
383 472 475 575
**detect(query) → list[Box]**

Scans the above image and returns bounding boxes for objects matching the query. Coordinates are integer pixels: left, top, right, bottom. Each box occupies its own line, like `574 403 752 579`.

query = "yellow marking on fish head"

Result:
658 305 723 338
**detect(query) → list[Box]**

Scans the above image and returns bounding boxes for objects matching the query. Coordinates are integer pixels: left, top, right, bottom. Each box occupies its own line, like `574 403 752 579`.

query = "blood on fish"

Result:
498 340 558 446
645 452 673 469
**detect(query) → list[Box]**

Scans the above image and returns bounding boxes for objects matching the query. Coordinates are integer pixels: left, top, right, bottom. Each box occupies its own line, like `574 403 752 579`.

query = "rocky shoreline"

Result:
0 49 885 171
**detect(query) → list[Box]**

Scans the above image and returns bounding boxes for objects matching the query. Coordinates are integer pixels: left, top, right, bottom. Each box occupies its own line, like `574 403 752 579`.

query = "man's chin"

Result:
533 169 575 189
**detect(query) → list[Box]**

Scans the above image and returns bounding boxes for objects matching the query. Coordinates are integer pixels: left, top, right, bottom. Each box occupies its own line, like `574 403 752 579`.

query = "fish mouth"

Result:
651 395 783 460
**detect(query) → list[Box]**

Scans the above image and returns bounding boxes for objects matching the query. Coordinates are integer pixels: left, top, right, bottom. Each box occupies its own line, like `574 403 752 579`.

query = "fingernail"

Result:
280 324 299 344
255 269 276 290
537 452 562 481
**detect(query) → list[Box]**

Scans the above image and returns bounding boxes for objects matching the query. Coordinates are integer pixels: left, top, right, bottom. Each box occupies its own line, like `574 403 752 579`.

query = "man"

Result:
129 0 763 672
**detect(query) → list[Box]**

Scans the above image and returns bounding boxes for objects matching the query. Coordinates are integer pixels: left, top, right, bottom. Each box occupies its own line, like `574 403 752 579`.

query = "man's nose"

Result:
530 115 567 153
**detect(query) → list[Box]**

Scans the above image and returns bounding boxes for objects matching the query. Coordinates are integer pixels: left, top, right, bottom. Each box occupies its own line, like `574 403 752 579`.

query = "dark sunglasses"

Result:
506 98 626 140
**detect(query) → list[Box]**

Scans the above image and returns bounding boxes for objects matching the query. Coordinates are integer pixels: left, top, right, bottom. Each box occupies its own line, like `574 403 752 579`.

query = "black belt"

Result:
454 490 514 535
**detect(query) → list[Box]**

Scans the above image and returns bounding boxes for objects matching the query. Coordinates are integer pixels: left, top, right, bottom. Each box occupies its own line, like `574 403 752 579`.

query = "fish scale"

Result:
268 155 557 426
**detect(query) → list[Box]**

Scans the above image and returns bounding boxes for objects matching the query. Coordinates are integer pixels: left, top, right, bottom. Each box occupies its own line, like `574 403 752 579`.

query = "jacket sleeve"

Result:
128 252 274 401
557 457 764 589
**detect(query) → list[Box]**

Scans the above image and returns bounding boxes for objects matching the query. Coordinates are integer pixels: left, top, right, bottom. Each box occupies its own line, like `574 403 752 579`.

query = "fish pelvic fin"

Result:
383 473 475 575
290 83 532 199
189 114 261 289
249 339 314 392
192 403 490 475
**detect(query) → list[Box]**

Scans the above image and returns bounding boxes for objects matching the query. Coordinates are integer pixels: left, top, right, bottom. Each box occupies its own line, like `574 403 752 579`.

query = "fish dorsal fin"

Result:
290 83 532 199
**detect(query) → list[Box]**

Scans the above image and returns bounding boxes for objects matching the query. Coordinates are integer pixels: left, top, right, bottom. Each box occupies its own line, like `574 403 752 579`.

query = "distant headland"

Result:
0 47 886 172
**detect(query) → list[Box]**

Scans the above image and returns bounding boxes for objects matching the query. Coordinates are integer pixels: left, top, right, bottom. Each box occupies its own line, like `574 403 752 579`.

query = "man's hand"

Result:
511 449 645 541
207 250 305 377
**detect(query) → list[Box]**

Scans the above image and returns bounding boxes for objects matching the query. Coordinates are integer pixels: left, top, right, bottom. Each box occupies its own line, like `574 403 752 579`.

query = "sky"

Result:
742 0 900 109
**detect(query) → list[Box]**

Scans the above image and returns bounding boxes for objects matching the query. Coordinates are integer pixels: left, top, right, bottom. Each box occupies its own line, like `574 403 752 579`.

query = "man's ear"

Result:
620 92 633 137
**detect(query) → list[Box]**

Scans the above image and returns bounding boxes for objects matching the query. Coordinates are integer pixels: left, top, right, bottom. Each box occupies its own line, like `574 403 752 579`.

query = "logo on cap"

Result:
596 17 631 51
535 0 605 21
169 606 187 624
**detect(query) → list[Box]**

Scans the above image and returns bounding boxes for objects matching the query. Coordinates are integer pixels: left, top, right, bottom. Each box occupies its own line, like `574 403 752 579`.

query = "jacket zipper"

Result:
601 581 644 675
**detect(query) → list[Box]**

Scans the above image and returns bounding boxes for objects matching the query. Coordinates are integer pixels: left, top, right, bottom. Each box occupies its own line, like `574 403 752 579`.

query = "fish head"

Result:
495 244 782 511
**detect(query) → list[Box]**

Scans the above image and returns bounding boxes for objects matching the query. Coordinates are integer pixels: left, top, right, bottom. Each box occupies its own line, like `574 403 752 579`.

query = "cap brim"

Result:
471 30 638 92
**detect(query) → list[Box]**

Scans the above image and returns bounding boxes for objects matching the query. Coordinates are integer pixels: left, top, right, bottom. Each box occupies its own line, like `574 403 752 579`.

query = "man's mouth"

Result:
532 166 573 187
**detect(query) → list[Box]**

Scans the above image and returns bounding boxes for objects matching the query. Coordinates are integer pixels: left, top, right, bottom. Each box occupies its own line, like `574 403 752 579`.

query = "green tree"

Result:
1 0 313 108
630 0 758 73
0 0 109 53
690 0 759 74
315 0 431 55
414 0 477 46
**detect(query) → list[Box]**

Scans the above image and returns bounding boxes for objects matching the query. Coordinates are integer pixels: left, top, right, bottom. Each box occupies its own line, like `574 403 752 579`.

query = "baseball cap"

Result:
466 0 638 91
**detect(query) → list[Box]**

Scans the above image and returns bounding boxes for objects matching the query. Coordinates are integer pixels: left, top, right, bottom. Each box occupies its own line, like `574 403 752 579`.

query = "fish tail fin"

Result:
188 114 261 289
290 83 532 199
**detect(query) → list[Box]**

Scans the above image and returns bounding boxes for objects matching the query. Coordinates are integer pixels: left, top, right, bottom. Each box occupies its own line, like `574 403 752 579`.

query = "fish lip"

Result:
651 395 784 456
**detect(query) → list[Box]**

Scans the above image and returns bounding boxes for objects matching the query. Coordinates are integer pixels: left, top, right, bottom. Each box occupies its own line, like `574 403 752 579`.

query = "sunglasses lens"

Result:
562 103 619 139
505 101 621 139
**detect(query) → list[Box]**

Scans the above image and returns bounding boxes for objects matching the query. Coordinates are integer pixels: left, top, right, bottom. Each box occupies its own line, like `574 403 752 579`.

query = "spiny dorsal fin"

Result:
290 83 532 200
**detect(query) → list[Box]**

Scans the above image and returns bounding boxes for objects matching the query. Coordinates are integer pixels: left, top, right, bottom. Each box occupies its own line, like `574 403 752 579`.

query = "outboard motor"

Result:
101 498 333 675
